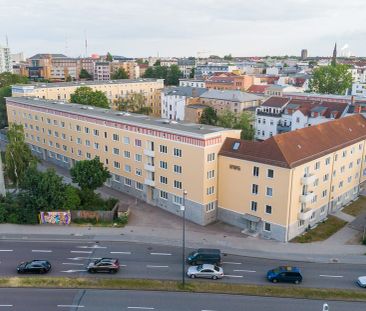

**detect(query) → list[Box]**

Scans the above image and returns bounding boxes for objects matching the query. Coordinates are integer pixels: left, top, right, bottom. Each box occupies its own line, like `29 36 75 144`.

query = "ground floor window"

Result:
264 222 271 232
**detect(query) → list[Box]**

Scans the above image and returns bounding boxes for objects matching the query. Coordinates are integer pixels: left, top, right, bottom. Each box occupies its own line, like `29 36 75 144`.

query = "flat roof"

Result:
6 97 235 138
12 78 164 90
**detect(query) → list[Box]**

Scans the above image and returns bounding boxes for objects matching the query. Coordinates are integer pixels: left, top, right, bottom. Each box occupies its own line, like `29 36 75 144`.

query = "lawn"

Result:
342 196 366 217
291 215 347 243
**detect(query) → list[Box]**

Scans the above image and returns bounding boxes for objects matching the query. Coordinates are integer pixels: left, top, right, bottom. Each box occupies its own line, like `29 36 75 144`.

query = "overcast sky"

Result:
1 0 365 58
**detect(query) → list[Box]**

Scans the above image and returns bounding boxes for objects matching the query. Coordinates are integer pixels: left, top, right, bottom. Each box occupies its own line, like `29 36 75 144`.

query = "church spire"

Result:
332 42 337 66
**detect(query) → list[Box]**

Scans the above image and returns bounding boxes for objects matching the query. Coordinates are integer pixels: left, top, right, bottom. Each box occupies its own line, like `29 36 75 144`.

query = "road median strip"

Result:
0 277 365 301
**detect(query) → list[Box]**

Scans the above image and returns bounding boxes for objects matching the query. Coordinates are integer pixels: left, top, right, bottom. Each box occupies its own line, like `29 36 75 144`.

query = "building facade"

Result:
0 46 12 73
6 97 240 226
179 79 206 88
110 61 140 79
218 115 366 241
94 62 110 81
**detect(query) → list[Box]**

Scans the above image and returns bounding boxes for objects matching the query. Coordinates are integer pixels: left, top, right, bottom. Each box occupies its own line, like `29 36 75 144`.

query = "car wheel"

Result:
272 279 278 283
190 274 195 279
212 275 218 280
294 280 300 285
89 269 95 273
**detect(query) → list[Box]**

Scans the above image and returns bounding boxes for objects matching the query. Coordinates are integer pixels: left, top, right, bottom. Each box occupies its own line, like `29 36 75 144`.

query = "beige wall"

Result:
198 97 262 115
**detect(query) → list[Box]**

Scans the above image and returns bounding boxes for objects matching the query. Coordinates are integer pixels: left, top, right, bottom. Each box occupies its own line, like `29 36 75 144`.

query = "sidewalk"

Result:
1 160 363 264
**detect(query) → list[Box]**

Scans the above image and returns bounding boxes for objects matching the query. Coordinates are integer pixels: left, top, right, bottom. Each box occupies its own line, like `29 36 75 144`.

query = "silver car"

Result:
357 276 366 288
187 264 224 280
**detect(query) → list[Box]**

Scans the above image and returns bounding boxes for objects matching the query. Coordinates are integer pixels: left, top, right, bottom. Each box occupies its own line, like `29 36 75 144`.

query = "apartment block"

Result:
11 79 164 116
6 97 241 226
0 46 12 73
110 61 140 79
218 114 366 241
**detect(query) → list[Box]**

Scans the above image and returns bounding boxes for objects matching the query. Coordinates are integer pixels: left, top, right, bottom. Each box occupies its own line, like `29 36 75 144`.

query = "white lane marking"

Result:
57 305 85 308
77 245 107 249
70 251 93 254
0 250 13 252
0 305 13 307
60 269 87 273
202 310 216 311
319 274 344 278
233 269 256 273
146 265 169 268
127 307 155 310
222 262 242 265
32 250 52 253
110 251 131 254
62 263 85 266
150 252 171 256
67 257 101 261
224 274 243 278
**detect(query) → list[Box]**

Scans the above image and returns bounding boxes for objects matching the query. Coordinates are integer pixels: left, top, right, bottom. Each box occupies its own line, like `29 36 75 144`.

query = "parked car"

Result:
187 264 224 280
357 276 366 288
267 266 303 284
186 249 221 265
87 258 120 273
17 260 52 274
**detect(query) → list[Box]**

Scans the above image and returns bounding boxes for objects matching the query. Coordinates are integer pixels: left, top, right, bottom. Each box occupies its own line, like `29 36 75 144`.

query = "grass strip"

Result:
0 277 365 301
342 196 366 217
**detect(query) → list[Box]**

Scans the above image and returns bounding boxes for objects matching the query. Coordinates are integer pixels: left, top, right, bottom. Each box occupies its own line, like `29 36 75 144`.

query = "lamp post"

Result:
181 189 188 287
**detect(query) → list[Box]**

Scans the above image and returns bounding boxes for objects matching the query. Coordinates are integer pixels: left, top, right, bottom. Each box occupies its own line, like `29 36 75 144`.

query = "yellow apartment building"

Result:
6 97 240 226
218 114 366 241
11 79 164 117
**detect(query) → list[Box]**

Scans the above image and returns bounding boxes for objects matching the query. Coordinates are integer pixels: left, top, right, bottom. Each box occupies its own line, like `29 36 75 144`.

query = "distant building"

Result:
184 104 208 123
94 62 110 81
0 45 12 73
264 85 303 97
179 79 206 88
205 73 254 91
177 58 195 78
301 49 308 60
195 63 237 79
351 83 366 97
110 61 140 79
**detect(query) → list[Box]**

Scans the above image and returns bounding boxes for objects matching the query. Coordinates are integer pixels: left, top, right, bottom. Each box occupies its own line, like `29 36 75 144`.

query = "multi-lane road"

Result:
0 238 365 289
0 288 365 311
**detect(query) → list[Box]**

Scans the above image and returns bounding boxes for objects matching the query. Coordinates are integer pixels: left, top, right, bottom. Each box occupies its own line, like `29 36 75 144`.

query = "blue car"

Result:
267 266 303 284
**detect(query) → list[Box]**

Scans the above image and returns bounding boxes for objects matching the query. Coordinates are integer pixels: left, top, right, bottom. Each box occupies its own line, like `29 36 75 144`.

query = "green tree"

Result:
63 185 81 210
0 72 28 88
166 65 182 85
224 54 233 61
234 112 255 140
70 86 109 108
70 157 110 193
217 110 237 128
309 64 352 95
116 93 152 115
111 68 129 80
189 68 195 79
79 69 92 80
143 65 181 85
65 75 72 82
106 52 113 62
199 107 217 125
153 59 161 66
5 124 36 188
0 86 11 128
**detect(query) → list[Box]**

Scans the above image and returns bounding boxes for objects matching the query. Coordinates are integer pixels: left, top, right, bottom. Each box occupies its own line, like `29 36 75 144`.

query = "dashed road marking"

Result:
77 245 107 249
32 250 52 253
62 263 85 266
150 252 172 256
0 250 13 252
110 251 131 254
60 269 87 273
57 305 85 308
146 265 169 268
0 305 13 307
222 262 242 265
127 307 155 310
70 251 93 254
233 269 256 273
320 274 344 278
224 274 243 278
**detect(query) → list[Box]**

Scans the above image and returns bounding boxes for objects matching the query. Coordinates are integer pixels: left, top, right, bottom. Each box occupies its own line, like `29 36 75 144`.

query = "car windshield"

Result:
214 266 220 272
190 252 198 258
272 268 282 273
197 265 203 270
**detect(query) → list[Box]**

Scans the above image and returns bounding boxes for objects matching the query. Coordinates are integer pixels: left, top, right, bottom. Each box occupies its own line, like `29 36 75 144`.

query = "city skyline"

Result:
1 0 366 58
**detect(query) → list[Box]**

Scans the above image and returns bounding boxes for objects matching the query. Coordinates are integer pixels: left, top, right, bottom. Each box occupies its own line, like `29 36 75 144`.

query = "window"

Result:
114 161 120 169
124 164 131 173
232 142 240 150
264 222 271 232
124 178 132 187
124 136 130 144
77 150 82 157
94 142 100 150
174 180 182 189
357 158 361 165
267 169 274 178
174 165 182 174
112 133 119 141
160 191 168 200
207 170 215 179
135 139 142 147
340 166 345 173
86 152 91 159
315 161 320 170
159 161 167 169
61 133 66 140
266 187 273 197
174 148 182 157
85 127 90 134
47 129 51 136
93 129 99 136
298 220 305 227
334 154 338 161
113 174 121 183
265 205 272 214
253 166 259 176
206 202 216 212
252 184 258 195
342 150 347 158
136 182 143 191
85 140 91 147
349 162 353 169
173 195 183 205
160 176 168 184
160 145 168 153
207 153 215 162
323 173 329 182
322 189 328 198
251 201 257 212
124 151 131 158
207 186 215 195
339 181 343 188
313 178 319 187
113 148 120 155
77 137 82 144
325 157 330 165
76 125 81 132
348 176 352 183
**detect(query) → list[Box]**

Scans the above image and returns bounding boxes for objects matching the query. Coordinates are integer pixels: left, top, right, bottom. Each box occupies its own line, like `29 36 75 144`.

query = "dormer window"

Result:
232 142 240 150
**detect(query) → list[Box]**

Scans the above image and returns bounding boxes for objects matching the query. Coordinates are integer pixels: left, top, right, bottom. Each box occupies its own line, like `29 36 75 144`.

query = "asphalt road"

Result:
0 239 365 290
0 288 364 311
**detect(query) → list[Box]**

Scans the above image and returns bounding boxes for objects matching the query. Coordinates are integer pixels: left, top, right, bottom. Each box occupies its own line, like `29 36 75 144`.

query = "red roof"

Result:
247 85 269 94
261 96 290 108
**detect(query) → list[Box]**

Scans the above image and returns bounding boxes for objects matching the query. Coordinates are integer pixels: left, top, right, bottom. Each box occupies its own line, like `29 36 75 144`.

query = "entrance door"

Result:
146 186 155 205
249 221 257 232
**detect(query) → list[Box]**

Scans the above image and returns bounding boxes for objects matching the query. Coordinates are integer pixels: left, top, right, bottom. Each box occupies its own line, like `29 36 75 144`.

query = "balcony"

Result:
301 174 317 185
300 192 315 203
144 149 155 157
277 124 291 133
144 164 155 172
256 110 282 117
144 178 155 187
298 208 313 220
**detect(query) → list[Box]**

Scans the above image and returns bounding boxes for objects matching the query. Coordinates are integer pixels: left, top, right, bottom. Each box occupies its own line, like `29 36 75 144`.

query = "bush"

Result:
362 237 366 245
116 214 128 225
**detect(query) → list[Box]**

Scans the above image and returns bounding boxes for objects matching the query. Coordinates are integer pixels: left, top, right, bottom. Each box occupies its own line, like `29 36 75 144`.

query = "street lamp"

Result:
181 189 188 287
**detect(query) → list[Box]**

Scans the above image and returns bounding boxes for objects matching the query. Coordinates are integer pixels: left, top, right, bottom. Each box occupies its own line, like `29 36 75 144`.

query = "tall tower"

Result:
332 42 337 66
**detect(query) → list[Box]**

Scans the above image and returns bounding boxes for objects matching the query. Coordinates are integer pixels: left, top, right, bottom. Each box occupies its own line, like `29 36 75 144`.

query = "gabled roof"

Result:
220 114 366 168
261 96 290 108
247 85 269 94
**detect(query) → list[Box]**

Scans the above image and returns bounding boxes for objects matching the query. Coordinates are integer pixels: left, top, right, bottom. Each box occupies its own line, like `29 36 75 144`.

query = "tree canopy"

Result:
70 86 109 108
143 64 182 85
111 68 129 80
308 64 352 95
199 107 218 125
116 93 152 115
106 52 113 62
79 69 92 80
0 72 28 88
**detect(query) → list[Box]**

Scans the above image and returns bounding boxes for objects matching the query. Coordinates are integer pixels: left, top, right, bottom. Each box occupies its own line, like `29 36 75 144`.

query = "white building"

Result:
351 83 366 97
255 95 350 140
94 62 110 81
179 79 206 88
0 46 12 73
161 86 207 121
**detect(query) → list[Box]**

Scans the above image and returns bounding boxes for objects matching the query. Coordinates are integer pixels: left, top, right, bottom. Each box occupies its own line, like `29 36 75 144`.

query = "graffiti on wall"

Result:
39 211 71 225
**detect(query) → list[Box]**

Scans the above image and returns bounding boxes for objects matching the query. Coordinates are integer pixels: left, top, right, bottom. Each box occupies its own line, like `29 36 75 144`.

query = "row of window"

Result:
252 184 273 196
251 201 272 214
253 167 274 178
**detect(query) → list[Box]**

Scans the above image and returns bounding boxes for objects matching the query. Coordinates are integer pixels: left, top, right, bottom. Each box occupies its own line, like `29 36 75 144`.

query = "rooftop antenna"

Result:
84 30 88 57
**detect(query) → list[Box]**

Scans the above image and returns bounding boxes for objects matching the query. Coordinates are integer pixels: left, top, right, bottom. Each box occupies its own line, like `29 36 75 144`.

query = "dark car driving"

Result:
186 249 222 266
87 258 120 273
17 260 52 274
267 266 303 284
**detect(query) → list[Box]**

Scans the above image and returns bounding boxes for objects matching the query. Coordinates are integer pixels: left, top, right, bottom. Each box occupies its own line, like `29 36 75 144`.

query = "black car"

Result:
87 258 120 273
17 260 52 274
186 249 221 266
